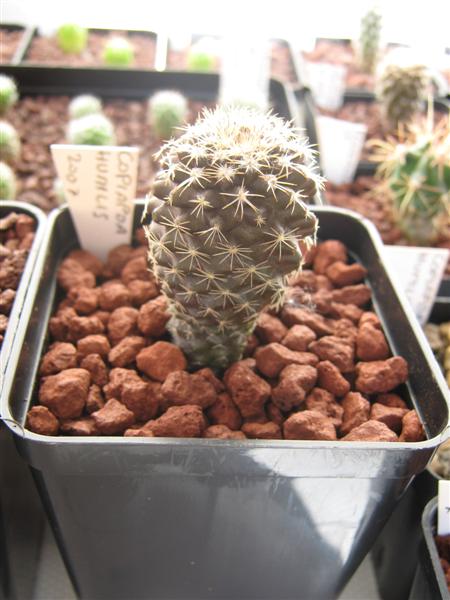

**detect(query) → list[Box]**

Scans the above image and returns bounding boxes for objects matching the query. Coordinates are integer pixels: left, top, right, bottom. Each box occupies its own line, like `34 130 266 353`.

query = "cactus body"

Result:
187 38 217 72
68 94 102 119
0 162 17 199
143 107 321 370
56 24 88 54
148 91 188 140
102 37 134 67
67 114 116 146
0 75 18 115
358 8 382 74
0 121 21 163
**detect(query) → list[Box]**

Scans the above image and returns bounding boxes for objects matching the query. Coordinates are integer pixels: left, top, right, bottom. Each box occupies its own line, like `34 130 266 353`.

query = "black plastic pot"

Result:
0 24 35 65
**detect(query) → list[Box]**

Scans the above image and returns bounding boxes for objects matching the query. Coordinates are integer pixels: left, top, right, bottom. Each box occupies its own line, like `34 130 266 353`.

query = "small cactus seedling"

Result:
0 121 21 163
68 94 103 119
0 162 17 199
148 91 188 140
0 75 18 115
357 7 382 75
56 23 88 54
187 38 217 72
102 37 134 67
67 114 116 145
143 106 322 370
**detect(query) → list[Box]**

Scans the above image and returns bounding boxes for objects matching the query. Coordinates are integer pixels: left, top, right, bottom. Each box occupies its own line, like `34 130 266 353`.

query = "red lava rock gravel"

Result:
26 235 425 443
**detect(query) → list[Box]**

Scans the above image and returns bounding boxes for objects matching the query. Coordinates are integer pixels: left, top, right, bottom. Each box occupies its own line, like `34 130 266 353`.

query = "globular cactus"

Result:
68 94 102 119
0 121 21 163
53 178 66 205
143 106 321 370
0 75 18 115
187 38 217 72
0 162 17 200
56 23 88 54
357 7 382 74
67 113 116 145
148 91 188 140
102 37 134 67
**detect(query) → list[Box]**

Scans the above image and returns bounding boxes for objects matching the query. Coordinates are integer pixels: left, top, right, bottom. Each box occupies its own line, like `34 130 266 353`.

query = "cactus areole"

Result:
143 107 321 370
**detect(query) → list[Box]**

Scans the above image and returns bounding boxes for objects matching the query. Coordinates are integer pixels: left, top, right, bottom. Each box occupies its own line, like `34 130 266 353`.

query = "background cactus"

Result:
68 94 102 119
102 37 134 67
56 23 88 54
0 121 21 163
187 38 217 72
148 91 188 140
143 106 321 370
0 75 18 115
67 113 116 145
357 7 382 74
0 162 17 199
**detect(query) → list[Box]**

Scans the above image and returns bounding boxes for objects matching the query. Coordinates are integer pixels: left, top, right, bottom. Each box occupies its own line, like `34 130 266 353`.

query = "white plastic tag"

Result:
384 246 449 325
438 479 450 536
305 61 346 111
51 145 139 261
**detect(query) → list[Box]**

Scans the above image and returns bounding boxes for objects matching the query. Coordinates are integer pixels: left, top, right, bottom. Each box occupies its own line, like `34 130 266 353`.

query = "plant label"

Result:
305 62 346 111
438 480 450 536
51 145 139 261
383 246 449 325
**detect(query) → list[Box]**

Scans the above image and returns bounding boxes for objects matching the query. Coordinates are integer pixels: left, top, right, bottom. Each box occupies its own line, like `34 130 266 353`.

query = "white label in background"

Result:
305 61 346 111
51 145 139 261
384 246 449 325
438 480 450 536
317 116 367 185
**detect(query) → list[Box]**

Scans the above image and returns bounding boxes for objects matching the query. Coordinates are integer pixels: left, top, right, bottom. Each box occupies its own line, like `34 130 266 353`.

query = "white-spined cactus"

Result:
67 113 116 145
0 121 21 163
102 37 134 67
56 23 88 54
0 162 17 199
148 91 189 140
68 94 102 119
0 75 18 115
357 7 382 74
143 106 322 370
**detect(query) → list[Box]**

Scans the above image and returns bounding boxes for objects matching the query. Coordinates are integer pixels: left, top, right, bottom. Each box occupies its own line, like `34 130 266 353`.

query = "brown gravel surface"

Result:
0 28 24 64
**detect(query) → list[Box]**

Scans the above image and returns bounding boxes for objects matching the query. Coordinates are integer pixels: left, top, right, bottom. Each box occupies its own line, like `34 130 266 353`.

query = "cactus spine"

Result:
143 107 321 370
358 7 382 74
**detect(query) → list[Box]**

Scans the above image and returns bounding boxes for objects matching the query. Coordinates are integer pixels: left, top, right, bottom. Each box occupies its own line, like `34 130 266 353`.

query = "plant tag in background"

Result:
305 61 346 111
384 246 449 325
316 116 367 185
438 480 450 536
51 145 139 261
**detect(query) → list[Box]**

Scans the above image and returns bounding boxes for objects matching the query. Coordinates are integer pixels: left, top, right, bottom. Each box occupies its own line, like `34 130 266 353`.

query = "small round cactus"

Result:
68 94 102 119
102 37 134 67
67 114 116 146
0 162 17 199
143 106 322 370
53 178 66 205
187 38 217 72
0 121 21 163
0 75 18 115
148 91 188 140
357 7 382 75
56 23 88 54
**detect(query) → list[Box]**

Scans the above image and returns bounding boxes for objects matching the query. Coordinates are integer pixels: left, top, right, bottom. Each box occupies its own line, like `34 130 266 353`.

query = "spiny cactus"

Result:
0 162 17 199
68 94 102 119
0 75 18 115
0 121 21 163
67 113 116 146
357 7 382 74
102 37 134 67
148 91 188 140
56 23 88 54
187 38 217 72
143 106 321 370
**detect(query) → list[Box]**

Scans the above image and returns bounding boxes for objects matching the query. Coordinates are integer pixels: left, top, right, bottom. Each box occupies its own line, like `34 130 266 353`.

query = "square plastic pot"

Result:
1 203 449 600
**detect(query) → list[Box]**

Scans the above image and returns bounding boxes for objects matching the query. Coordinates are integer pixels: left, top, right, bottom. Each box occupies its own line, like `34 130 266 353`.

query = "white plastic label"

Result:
305 61 346 111
317 116 367 185
438 480 450 536
384 245 449 325
51 145 139 261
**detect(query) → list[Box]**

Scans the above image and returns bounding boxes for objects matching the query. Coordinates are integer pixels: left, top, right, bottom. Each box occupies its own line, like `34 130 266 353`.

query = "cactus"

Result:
0 75 18 115
102 37 134 67
56 23 88 54
0 121 21 163
0 162 17 199
53 178 66 205
373 116 450 244
148 91 188 140
67 114 116 146
187 38 217 72
142 106 321 370
357 7 382 74
68 94 102 119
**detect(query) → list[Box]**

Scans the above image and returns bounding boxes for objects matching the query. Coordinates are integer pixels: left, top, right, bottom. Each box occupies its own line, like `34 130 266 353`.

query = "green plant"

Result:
67 114 116 145
0 75 18 115
148 91 188 140
187 38 217 72
142 106 321 370
357 7 382 74
0 162 17 199
102 37 134 67
68 94 103 119
0 121 21 163
56 23 88 54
